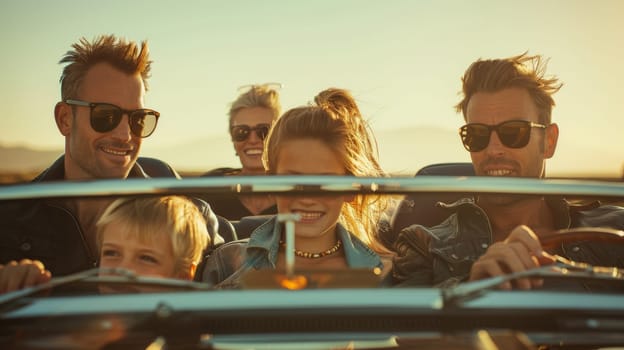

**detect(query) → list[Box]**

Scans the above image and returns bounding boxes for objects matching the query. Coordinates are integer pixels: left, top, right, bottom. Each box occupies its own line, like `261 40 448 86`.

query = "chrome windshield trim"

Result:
2 289 624 320
1 176 623 201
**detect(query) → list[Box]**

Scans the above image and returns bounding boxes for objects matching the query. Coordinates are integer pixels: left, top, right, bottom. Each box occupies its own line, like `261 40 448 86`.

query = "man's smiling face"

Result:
466 87 557 179
60 62 146 180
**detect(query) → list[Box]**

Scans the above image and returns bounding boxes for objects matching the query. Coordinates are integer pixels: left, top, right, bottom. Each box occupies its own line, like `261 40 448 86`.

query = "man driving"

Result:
393 53 624 290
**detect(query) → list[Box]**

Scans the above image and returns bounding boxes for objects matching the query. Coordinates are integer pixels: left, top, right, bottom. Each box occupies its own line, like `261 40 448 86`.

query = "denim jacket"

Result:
201 217 390 288
393 197 624 288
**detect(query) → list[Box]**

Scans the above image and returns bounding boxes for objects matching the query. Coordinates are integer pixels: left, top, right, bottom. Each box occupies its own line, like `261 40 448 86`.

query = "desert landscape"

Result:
1 125 622 184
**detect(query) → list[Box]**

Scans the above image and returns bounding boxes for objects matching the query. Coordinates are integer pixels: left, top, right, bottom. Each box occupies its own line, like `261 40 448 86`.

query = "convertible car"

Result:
0 171 623 349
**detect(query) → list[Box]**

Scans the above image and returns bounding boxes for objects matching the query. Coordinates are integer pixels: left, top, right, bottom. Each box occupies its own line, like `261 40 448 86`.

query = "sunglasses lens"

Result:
90 105 122 133
497 121 531 148
231 126 250 142
130 110 159 138
256 125 270 140
231 124 271 142
461 120 540 152
461 124 490 152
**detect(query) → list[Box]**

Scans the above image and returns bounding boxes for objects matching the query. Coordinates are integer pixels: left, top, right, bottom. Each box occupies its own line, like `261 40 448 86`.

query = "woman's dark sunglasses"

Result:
459 120 547 152
64 99 160 138
230 124 271 142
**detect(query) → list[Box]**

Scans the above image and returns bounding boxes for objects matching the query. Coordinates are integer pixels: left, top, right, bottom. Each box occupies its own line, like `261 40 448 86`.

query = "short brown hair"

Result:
455 53 563 124
59 34 151 100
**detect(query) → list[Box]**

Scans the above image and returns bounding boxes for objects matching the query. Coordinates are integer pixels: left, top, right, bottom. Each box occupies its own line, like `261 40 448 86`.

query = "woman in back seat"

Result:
201 84 281 220
200 88 394 288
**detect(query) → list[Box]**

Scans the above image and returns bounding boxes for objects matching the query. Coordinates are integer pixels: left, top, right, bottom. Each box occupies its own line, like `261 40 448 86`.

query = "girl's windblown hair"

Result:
264 88 390 254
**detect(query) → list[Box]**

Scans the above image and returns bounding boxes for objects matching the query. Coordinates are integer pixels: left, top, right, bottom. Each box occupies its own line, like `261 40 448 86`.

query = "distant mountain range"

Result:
1 126 620 178
0 126 465 175
0 145 62 173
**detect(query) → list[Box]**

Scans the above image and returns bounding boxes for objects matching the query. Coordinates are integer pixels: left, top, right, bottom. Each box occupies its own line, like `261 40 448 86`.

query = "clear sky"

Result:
1 0 622 176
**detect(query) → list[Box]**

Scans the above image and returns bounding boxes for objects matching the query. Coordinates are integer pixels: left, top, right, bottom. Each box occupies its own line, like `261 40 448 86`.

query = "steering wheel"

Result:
539 227 624 250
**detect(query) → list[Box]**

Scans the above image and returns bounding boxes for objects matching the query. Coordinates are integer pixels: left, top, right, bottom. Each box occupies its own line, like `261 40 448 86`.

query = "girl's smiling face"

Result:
274 138 351 247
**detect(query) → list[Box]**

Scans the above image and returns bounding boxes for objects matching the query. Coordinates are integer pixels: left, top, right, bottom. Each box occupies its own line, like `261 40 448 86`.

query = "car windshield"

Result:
1 1 624 349
0 176 623 349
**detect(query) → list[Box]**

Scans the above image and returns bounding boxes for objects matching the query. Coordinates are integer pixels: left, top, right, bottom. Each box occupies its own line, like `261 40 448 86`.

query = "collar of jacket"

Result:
32 155 149 182
245 216 383 269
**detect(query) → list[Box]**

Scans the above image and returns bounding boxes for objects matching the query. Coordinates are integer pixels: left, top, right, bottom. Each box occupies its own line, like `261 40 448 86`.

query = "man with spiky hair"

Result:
0 35 200 279
55 34 156 180
393 53 624 291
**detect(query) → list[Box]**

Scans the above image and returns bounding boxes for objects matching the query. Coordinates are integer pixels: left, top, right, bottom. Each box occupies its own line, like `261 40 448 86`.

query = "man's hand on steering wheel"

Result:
468 225 556 290
0 259 52 294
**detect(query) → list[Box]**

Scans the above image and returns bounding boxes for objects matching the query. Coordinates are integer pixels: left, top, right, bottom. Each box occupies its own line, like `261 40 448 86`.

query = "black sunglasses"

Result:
65 99 160 138
459 120 547 152
230 124 271 142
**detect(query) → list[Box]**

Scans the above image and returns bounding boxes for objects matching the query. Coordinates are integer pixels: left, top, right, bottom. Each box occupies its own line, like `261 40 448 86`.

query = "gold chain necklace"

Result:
280 239 342 259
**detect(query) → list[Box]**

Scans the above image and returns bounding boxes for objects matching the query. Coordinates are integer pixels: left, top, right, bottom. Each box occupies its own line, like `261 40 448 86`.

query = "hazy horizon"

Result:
2 124 621 178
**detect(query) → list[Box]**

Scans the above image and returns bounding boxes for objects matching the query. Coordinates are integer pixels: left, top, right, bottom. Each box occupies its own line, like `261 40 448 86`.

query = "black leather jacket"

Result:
199 167 277 222
393 197 624 288
0 156 220 276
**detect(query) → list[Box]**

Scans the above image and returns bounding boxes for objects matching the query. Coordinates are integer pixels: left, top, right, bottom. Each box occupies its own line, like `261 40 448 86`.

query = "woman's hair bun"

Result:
314 88 361 120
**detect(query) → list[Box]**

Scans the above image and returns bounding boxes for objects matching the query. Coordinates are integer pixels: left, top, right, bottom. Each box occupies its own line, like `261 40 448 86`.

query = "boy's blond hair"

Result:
96 196 209 275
